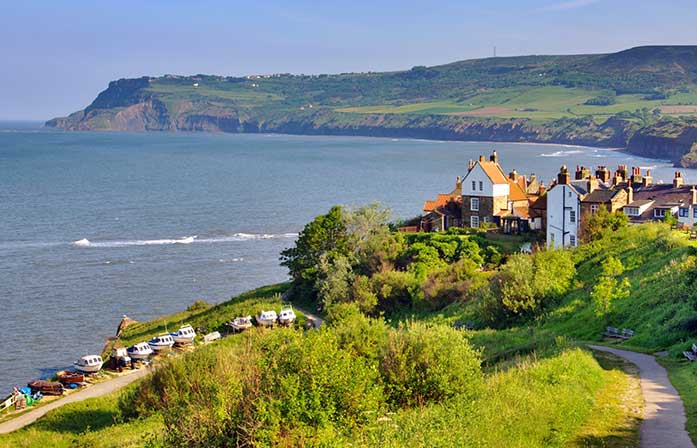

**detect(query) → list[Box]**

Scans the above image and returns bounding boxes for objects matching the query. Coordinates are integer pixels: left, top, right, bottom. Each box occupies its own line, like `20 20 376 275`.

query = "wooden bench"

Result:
603 327 635 339
603 327 620 338
683 344 697 361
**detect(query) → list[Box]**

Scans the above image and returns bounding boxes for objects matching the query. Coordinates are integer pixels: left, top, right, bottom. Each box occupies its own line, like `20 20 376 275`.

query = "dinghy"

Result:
127 342 153 360
171 324 196 344
56 370 84 385
74 355 103 374
256 310 278 327
148 334 175 352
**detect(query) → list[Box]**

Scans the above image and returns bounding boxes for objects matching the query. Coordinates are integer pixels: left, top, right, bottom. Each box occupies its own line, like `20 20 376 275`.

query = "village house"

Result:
420 177 463 232
460 151 543 233
622 171 697 225
545 165 596 248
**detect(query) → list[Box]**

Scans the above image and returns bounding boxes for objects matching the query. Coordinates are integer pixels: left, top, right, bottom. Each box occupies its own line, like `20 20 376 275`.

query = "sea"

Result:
1 122 694 391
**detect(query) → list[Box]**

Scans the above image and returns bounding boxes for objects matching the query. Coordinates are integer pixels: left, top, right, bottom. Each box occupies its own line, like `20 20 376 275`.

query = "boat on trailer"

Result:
74 355 104 374
256 310 278 327
171 324 196 344
148 334 175 352
127 342 154 360
227 315 253 332
278 305 296 326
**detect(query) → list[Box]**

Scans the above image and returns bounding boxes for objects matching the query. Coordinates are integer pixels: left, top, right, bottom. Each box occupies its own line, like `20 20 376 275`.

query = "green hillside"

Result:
5 206 697 446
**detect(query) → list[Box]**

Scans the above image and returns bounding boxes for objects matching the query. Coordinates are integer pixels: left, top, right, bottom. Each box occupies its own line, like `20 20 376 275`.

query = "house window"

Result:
693 208 697 218
483 216 491 223
590 204 600 214
680 207 689 218
470 215 480 228
570 235 576 247
569 210 576 223
550 233 555 245
471 197 480 211
624 207 638 217
479 181 483 191
654 209 666 218
471 181 476 191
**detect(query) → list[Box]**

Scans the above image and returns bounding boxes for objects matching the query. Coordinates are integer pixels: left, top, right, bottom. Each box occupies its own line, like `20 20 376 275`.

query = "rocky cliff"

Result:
625 118 697 167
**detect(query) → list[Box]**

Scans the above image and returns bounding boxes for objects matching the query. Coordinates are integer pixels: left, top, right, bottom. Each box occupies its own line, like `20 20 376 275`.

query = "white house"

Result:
678 187 697 227
461 152 510 228
546 166 588 248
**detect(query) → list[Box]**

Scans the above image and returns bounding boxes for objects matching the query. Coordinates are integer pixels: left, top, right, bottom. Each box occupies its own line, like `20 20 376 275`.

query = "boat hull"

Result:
73 362 103 374
128 351 152 360
149 343 173 352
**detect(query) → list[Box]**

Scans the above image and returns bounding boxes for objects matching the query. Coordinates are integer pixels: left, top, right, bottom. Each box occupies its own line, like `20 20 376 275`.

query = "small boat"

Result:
148 334 175 352
56 370 84 385
278 305 296 326
127 342 153 360
74 355 104 374
28 380 64 396
227 315 253 332
256 310 278 327
203 331 221 343
171 324 196 345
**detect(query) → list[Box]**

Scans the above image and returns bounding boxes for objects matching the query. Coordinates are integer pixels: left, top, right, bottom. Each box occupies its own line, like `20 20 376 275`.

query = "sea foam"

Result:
71 233 297 248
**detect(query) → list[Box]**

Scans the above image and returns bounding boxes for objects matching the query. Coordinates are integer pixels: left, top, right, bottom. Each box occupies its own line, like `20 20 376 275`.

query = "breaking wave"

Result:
540 149 583 157
71 233 298 248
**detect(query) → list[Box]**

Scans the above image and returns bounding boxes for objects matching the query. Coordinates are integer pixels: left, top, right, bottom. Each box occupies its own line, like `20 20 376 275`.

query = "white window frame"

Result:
654 208 666 218
471 197 480 211
470 215 480 228
590 204 599 214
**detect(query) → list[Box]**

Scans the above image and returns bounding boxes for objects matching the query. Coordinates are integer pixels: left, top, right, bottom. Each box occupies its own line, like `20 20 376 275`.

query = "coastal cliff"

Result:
46 45 697 162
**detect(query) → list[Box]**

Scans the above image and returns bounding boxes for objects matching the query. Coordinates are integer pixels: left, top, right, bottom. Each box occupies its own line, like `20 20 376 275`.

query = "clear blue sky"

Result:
2 0 696 120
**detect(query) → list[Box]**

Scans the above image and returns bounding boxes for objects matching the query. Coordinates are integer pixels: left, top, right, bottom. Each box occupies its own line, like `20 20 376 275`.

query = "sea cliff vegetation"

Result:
7 204 697 447
47 46 697 164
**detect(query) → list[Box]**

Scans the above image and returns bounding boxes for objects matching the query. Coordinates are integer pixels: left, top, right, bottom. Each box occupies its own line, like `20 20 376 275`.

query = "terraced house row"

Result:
420 151 697 247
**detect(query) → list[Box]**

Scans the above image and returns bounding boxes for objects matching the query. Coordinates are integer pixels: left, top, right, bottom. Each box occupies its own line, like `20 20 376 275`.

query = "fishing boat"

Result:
28 380 64 396
227 315 253 332
148 334 175 352
278 305 296 326
56 370 84 385
127 342 153 360
74 355 104 374
256 310 278 327
171 324 196 344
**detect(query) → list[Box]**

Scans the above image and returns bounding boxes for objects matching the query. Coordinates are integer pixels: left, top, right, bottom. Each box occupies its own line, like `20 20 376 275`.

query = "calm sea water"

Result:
1 123 693 391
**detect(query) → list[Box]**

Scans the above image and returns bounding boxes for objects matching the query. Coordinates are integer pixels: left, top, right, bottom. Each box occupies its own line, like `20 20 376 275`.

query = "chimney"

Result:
574 165 590 180
595 166 611 183
538 182 546 195
530 173 536 184
626 186 633 205
630 167 643 186
468 159 475 172
557 165 570 185
692 186 697 205
642 169 652 187
456 176 462 189
479 155 485 163
616 165 629 182
490 150 499 164
674 171 684 188
587 176 599 193
509 169 518 181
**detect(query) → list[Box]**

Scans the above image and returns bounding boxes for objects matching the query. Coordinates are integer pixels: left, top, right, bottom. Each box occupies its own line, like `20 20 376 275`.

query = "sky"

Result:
2 0 696 121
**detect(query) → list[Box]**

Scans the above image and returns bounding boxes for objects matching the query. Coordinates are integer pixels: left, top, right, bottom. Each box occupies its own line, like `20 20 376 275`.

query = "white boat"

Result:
74 355 104 374
203 331 221 343
227 315 253 332
256 310 278 327
171 325 196 344
148 334 175 352
278 305 296 326
127 342 153 360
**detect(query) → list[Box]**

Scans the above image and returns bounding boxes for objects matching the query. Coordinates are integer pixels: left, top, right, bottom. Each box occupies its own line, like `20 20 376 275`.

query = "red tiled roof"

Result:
507 178 528 202
479 161 509 185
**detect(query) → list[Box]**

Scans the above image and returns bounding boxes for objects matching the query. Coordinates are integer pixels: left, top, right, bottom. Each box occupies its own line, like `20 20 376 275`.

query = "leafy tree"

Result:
591 256 631 317
280 206 349 296
664 212 678 227
316 253 354 311
584 207 628 241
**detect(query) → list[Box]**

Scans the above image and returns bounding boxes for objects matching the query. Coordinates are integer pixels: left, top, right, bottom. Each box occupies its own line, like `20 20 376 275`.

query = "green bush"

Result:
379 323 483 407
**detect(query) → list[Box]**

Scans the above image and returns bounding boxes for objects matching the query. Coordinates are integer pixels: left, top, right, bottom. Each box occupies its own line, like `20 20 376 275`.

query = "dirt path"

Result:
588 345 695 448
0 367 151 434
295 306 324 328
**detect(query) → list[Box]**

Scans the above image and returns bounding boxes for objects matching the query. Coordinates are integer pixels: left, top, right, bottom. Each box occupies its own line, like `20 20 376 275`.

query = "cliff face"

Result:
625 119 697 167
46 103 635 149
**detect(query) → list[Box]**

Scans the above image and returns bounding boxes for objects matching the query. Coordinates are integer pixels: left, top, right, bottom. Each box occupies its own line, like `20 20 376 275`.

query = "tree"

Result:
280 206 349 296
584 207 628 241
664 212 678 228
591 256 631 317
316 253 354 311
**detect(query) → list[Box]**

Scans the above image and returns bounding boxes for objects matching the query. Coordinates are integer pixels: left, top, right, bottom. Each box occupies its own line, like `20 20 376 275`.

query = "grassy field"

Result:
337 85 697 121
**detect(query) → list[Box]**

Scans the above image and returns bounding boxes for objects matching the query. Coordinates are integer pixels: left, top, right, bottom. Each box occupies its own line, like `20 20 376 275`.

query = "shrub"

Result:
186 299 210 312
379 323 482 407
